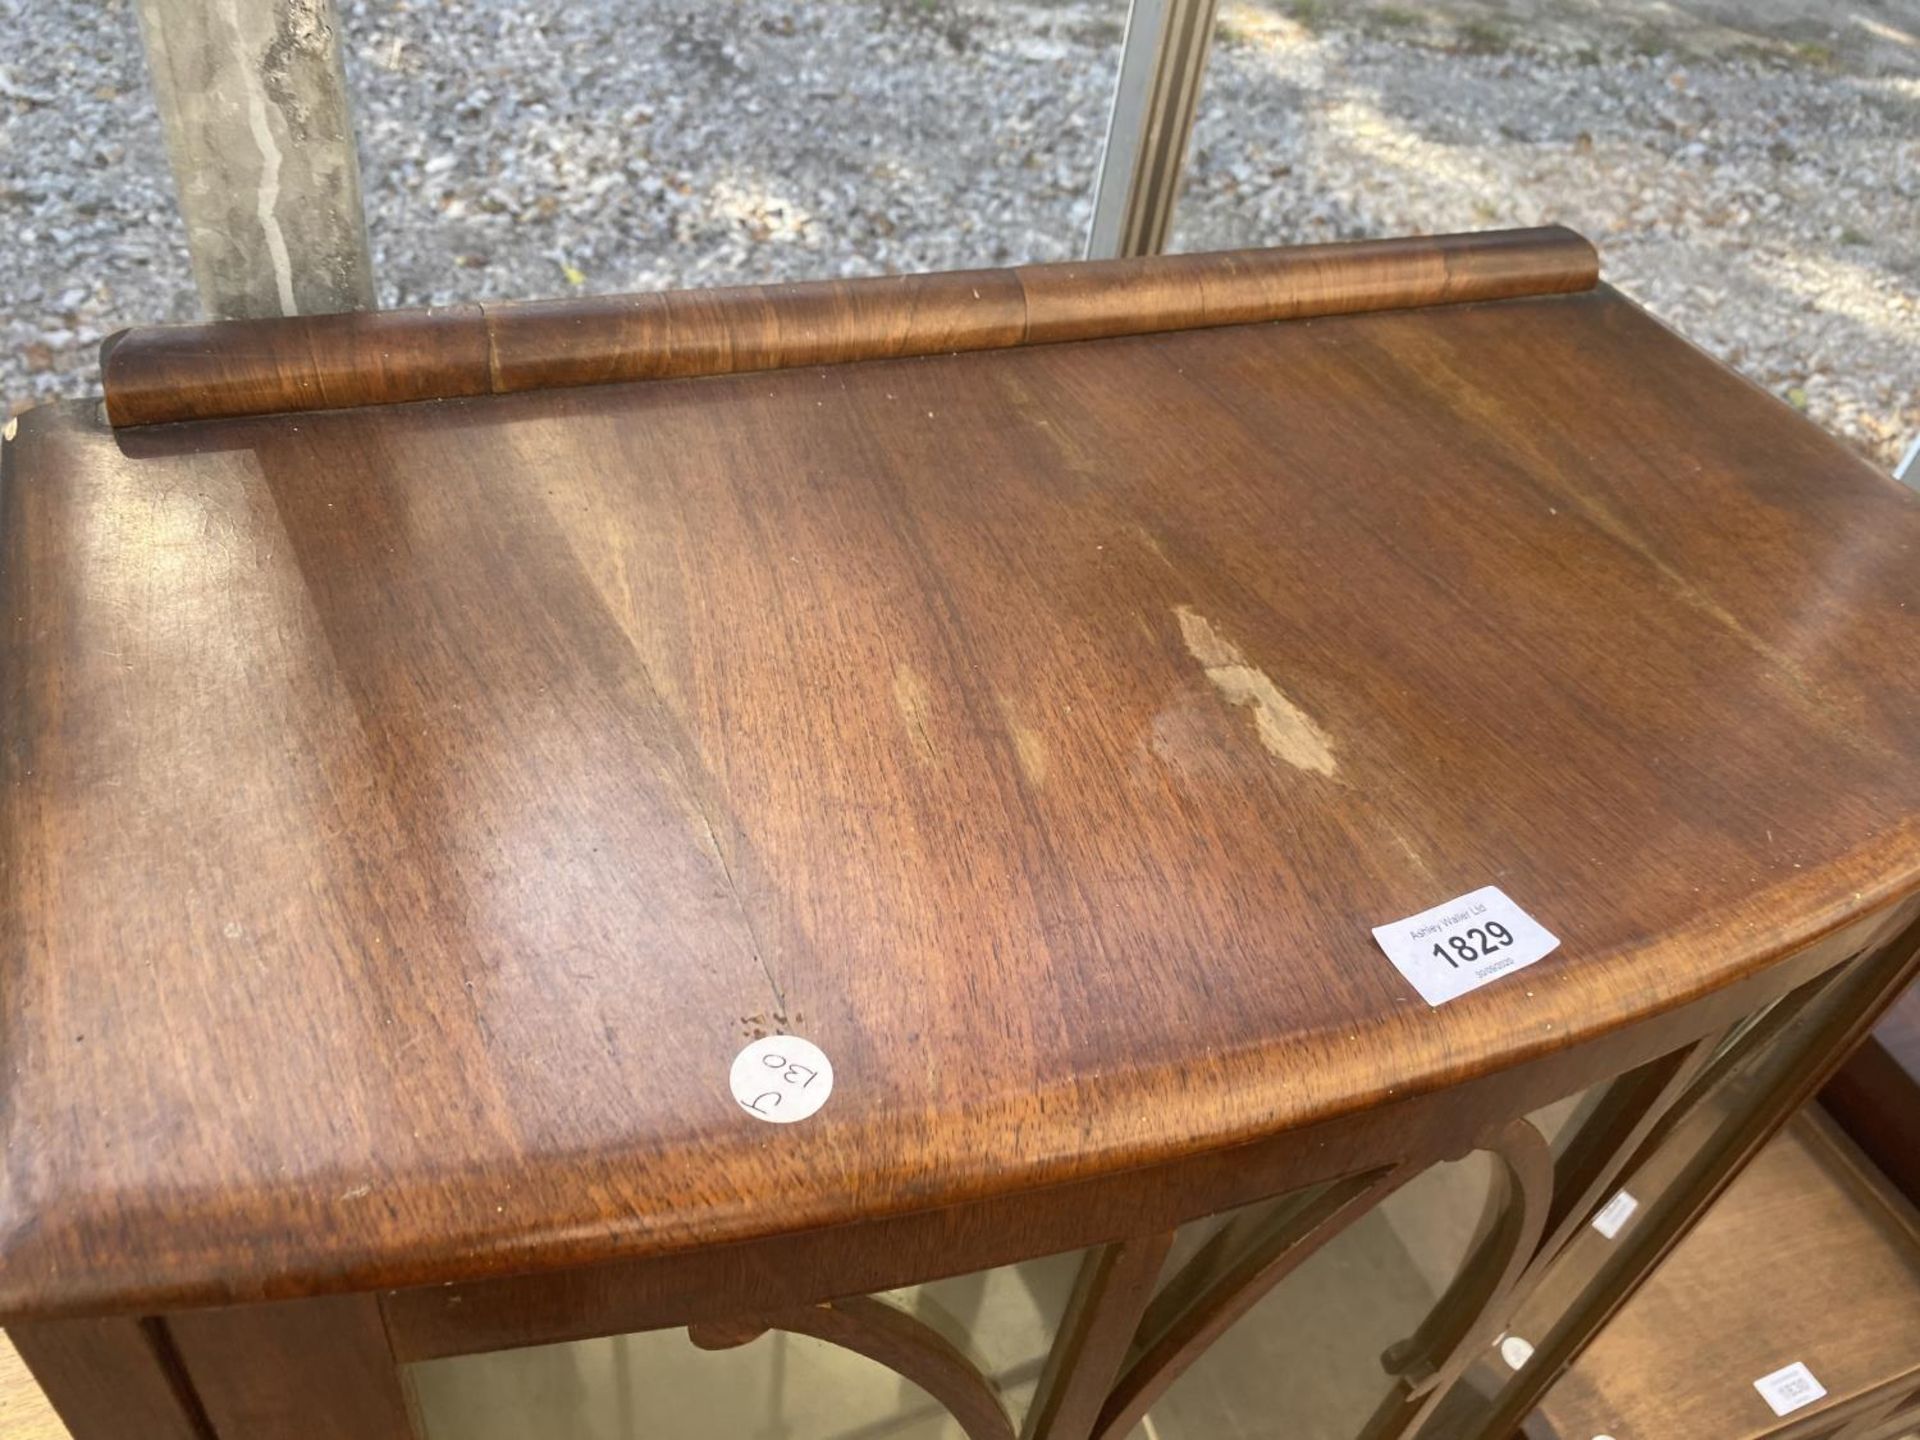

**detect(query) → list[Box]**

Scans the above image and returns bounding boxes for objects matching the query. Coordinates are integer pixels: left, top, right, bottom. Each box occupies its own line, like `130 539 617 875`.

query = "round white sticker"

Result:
1499 1335 1535 1371
730 1036 834 1124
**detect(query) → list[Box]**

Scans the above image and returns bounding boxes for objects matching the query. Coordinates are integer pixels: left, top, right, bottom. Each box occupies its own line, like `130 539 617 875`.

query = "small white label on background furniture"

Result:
1591 1190 1638 1239
1371 885 1560 1006
730 1035 834 1124
1753 1361 1826 1417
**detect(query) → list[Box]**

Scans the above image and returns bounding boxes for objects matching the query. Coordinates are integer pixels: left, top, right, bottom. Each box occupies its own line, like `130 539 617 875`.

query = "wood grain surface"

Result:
97 226 1597 425
5 275 1920 1326
4 1319 203 1439
167 1296 418 1439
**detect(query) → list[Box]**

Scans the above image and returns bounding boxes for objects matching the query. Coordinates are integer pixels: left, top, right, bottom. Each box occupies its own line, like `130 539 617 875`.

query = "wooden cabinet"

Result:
4 229 1918 1439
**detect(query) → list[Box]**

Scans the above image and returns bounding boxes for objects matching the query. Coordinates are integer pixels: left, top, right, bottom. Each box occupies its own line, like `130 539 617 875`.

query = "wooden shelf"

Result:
1533 1109 1920 1440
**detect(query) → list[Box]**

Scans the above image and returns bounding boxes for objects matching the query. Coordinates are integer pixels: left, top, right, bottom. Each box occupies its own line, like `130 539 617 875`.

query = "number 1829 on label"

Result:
1372 886 1560 1007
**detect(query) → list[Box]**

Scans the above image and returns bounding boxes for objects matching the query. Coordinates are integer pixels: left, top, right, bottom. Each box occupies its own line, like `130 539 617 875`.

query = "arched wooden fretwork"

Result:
689 1293 1017 1440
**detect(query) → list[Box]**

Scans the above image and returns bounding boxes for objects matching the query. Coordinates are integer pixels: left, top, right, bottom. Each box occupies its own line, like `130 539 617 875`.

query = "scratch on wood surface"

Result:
1130 523 1175 569
1010 723 1050 785
1390 825 1437 884
693 802 788 1025
893 664 938 762
993 692 1050 786
1175 606 1339 777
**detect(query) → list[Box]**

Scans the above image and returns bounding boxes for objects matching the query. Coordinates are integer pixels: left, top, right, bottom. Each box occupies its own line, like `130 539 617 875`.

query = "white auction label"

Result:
1753 1362 1826 1417
1591 1190 1638 1239
730 1036 834 1124
1371 885 1559 1007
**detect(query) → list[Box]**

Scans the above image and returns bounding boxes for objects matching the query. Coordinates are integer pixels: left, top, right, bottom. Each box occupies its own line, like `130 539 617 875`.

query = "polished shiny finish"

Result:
8 257 1920 1321
4 234 1920 1437
97 226 1598 424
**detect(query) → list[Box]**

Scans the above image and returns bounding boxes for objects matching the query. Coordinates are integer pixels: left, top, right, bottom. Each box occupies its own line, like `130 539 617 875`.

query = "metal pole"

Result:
1085 0 1222 260
134 0 375 320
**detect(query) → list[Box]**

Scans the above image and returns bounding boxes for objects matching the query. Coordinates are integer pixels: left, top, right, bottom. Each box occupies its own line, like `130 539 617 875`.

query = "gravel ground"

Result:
1 0 1914 465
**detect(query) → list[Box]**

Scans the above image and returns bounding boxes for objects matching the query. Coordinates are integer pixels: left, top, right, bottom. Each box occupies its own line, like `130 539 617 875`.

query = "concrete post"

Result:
134 0 375 320
1086 0 1223 260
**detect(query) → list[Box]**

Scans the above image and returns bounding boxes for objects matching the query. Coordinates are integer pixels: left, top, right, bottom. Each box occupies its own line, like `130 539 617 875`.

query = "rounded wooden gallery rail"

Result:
98 226 1598 427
